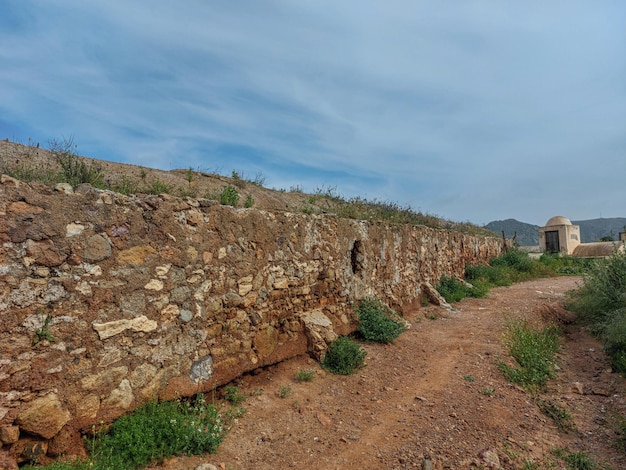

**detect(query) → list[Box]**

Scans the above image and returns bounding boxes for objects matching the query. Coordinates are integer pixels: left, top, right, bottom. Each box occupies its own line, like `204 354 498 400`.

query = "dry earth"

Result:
143 277 626 470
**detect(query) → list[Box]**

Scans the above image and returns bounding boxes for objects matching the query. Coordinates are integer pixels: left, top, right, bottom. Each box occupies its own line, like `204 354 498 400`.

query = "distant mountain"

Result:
484 219 540 246
484 217 626 246
574 218 626 243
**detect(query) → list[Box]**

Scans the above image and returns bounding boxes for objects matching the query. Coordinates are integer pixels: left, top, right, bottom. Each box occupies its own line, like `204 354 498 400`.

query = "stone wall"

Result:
0 174 503 460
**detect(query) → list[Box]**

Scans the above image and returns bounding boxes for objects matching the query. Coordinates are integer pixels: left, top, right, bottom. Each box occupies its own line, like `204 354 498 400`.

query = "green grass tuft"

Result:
498 320 560 391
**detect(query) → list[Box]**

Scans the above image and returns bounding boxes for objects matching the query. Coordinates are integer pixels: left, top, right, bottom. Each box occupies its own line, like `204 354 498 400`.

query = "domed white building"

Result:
538 216 580 255
538 215 624 257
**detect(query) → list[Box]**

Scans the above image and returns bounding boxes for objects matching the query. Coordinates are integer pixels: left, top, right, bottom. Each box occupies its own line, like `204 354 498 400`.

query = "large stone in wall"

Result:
24 239 65 267
83 234 112 262
253 326 279 357
16 393 71 439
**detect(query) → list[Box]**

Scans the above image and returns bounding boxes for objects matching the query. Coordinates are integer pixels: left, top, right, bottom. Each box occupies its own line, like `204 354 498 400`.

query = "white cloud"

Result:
1 1 624 225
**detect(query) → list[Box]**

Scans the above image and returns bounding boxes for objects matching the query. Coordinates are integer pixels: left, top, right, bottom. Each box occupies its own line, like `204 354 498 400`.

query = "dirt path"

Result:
153 277 626 469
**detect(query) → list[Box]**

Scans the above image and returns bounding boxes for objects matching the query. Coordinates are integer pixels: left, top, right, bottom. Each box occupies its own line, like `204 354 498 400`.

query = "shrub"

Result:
498 320 560 391
295 369 315 383
244 194 254 208
219 185 240 206
356 297 407 343
24 395 230 470
322 336 366 375
566 248 626 372
223 385 245 405
436 276 487 303
278 385 291 398
49 137 106 189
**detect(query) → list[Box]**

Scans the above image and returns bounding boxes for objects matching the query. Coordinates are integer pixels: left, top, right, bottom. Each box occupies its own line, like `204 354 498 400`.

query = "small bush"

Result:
356 297 407 343
278 385 291 398
566 248 626 372
49 137 106 189
24 395 231 470
436 276 487 303
322 336 366 375
244 194 254 208
219 185 240 206
295 369 315 383
223 385 245 405
498 320 560 391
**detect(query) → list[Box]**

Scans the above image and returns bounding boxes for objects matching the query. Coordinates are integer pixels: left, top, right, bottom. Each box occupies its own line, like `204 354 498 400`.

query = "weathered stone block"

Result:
16 394 70 439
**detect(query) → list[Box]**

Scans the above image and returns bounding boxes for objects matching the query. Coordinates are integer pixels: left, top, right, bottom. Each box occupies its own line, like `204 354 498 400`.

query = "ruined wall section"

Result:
0 174 503 455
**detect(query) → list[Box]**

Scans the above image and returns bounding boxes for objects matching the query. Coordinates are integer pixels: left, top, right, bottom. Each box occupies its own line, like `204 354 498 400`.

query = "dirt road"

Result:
153 277 626 469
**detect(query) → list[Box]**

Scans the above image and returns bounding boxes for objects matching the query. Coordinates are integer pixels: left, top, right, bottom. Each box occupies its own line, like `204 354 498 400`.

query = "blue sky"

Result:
1 1 625 226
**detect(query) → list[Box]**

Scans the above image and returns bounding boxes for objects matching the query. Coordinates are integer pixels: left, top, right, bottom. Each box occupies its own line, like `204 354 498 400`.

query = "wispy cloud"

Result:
1 1 624 225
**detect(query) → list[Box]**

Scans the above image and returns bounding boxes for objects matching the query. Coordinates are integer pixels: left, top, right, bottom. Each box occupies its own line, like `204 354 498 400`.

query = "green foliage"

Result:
219 185 240 206
539 253 592 275
88 395 226 470
278 385 291 398
49 137 106 189
552 448 597 470
32 314 54 345
566 248 626 373
446 248 590 304
295 369 315 383
322 336 366 375
223 385 245 405
463 375 476 382
498 320 560 391
490 248 535 273
356 297 407 343
24 395 229 470
244 194 254 208
436 276 488 303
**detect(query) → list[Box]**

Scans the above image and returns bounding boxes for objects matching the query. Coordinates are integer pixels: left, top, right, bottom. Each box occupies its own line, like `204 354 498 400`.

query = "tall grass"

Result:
566 247 626 373
498 320 560 391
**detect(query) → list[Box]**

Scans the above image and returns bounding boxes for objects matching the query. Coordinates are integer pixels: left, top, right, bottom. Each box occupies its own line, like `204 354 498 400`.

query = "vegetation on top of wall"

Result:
1 138 491 234
566 247 626 374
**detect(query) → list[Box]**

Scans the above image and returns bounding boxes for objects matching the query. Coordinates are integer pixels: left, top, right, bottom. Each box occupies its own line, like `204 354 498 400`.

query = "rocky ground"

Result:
143 277 626 469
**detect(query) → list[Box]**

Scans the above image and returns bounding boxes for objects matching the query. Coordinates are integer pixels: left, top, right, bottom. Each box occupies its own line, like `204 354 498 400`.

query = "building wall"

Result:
0 174 503 455
539 224 580 254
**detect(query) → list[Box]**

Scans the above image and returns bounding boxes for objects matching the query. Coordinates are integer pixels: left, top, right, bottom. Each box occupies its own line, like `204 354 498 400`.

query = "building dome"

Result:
545 215 572 226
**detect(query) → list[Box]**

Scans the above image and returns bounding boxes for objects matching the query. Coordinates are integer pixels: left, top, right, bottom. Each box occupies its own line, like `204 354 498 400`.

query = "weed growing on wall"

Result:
356 296 407 343
322 336 366 375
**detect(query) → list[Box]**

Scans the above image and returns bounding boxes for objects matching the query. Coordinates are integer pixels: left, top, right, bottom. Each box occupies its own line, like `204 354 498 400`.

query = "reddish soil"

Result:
148 277 626 469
